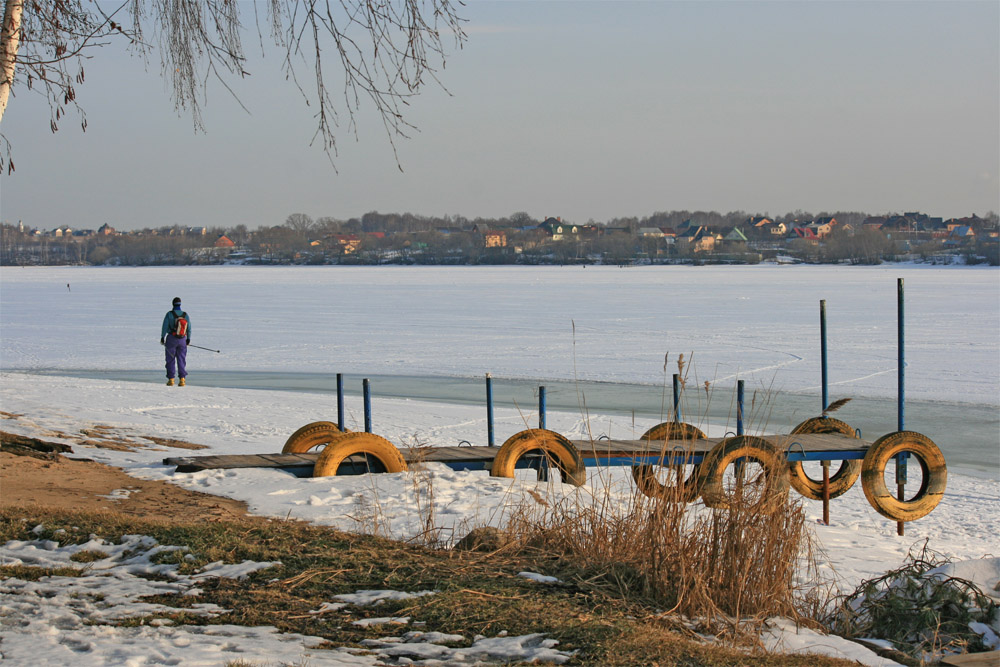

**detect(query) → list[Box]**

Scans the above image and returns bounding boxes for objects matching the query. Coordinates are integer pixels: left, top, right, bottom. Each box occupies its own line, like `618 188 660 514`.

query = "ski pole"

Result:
188 344 221 353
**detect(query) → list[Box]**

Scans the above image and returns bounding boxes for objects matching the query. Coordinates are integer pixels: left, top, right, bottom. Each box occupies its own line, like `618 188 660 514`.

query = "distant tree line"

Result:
2 209 997 267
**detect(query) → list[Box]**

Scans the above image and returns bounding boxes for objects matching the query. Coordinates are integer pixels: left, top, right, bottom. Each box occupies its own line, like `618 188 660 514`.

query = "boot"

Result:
166 378 175 386
179 378 186 387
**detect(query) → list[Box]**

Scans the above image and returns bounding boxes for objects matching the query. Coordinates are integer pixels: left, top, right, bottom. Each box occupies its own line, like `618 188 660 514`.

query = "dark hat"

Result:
172 297 182 305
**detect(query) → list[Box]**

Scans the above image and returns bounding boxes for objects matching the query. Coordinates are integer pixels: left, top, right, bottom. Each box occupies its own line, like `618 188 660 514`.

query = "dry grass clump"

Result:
479 352 824 638
500 462 816 638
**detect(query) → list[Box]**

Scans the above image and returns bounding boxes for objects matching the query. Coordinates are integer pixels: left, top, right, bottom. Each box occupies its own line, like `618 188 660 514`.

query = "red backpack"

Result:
172 312 189 338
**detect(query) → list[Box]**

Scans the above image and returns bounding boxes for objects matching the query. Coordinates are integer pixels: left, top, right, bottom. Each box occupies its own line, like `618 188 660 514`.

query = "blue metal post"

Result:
820 299 829 413
819 302 832 523
536 385 549 481
486 374 495 447
897 278 905 432
737 380 745 436
896 278 907 536
363 378 372 433
337 373 345 432
734 379 747 482
673 373 681 423
539 386 547 430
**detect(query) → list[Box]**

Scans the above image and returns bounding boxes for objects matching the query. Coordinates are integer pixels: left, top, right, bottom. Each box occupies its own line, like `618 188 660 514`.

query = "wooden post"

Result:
822 460 831 526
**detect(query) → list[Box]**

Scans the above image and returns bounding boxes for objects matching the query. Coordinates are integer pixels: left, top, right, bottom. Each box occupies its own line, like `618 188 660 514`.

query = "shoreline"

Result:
8 366 1000 410
4 370 997 481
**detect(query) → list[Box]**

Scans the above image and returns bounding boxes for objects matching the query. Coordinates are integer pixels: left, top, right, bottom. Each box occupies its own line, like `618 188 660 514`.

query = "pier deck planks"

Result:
163 433 869 473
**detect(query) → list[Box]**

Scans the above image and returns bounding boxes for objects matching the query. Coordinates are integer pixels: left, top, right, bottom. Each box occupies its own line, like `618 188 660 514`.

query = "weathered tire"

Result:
861 431 946 522
632 463 700 503
787 417 862 500
312 432 408 477
282 422 346 454
640 421 707 442
490 429 586 487
633 421 705 501
698 435 790 511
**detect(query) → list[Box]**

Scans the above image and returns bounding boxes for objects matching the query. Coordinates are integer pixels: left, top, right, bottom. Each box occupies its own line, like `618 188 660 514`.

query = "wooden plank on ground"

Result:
163 456 205 472
164 453 318 472
206 455 288 469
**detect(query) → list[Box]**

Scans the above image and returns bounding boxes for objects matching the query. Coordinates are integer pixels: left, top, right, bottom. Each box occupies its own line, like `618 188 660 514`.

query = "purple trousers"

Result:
164 336 188 379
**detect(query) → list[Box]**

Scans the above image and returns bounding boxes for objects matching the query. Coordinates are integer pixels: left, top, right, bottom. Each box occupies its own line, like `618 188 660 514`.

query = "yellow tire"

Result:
490 429 586 487
632 463 700 503
634 422 705 501
787 417 862 500
312 432 408 477
860 431 947 522
282 422 346 454
698 436 789 511
640 421 707 442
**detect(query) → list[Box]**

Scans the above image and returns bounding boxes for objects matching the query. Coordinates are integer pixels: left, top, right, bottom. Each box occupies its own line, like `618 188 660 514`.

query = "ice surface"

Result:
1 264 997 664
2 265 997 404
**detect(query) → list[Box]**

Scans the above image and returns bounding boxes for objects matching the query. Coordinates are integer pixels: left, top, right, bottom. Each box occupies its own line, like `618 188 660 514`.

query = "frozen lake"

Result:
2 264 998 475
3 265 997 664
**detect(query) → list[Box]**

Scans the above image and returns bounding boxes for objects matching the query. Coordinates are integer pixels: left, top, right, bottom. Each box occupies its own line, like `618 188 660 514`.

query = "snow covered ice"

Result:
1 265 998 665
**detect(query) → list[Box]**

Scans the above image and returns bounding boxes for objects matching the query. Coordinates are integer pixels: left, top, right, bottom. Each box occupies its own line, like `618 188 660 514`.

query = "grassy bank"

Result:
0 506 858 666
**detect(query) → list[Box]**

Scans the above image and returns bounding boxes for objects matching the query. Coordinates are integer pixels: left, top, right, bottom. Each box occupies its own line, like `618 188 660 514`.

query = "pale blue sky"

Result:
1 1 997 231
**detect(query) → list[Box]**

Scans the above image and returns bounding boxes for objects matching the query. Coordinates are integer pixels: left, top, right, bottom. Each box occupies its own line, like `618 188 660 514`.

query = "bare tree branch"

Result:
0 0 466 172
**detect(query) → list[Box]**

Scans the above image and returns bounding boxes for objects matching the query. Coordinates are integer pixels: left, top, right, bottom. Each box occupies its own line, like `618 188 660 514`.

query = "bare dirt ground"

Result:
0 431 251 523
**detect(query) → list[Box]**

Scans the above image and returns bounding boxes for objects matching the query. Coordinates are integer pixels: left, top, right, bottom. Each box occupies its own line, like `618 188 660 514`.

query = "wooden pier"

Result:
163 432 869 475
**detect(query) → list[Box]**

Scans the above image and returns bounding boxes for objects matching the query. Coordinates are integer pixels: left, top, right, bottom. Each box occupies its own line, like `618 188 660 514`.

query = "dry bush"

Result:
501 468 816 636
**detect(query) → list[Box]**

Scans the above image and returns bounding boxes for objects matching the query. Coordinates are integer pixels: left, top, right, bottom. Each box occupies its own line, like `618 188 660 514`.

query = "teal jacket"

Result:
161 308 191 340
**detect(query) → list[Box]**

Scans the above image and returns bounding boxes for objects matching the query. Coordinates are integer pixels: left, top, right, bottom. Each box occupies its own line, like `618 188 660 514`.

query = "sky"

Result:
0 1 997 232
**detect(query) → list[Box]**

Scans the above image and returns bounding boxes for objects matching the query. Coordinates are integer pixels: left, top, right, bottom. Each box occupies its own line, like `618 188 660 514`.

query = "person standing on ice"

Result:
160 297 190 386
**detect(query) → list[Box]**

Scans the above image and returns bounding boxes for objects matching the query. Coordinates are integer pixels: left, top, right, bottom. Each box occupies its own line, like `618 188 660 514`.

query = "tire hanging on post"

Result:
787 417 862 500
490 429 586 487
282 422 346 454
698 435 790 512
312 432 408 477
632 421 706 502
632 463 701 503
860 431 946 522
640 421 706 443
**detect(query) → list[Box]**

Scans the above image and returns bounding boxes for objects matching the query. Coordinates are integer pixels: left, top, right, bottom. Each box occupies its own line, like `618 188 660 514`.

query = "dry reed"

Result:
500 471 814 635
495 353 823 638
